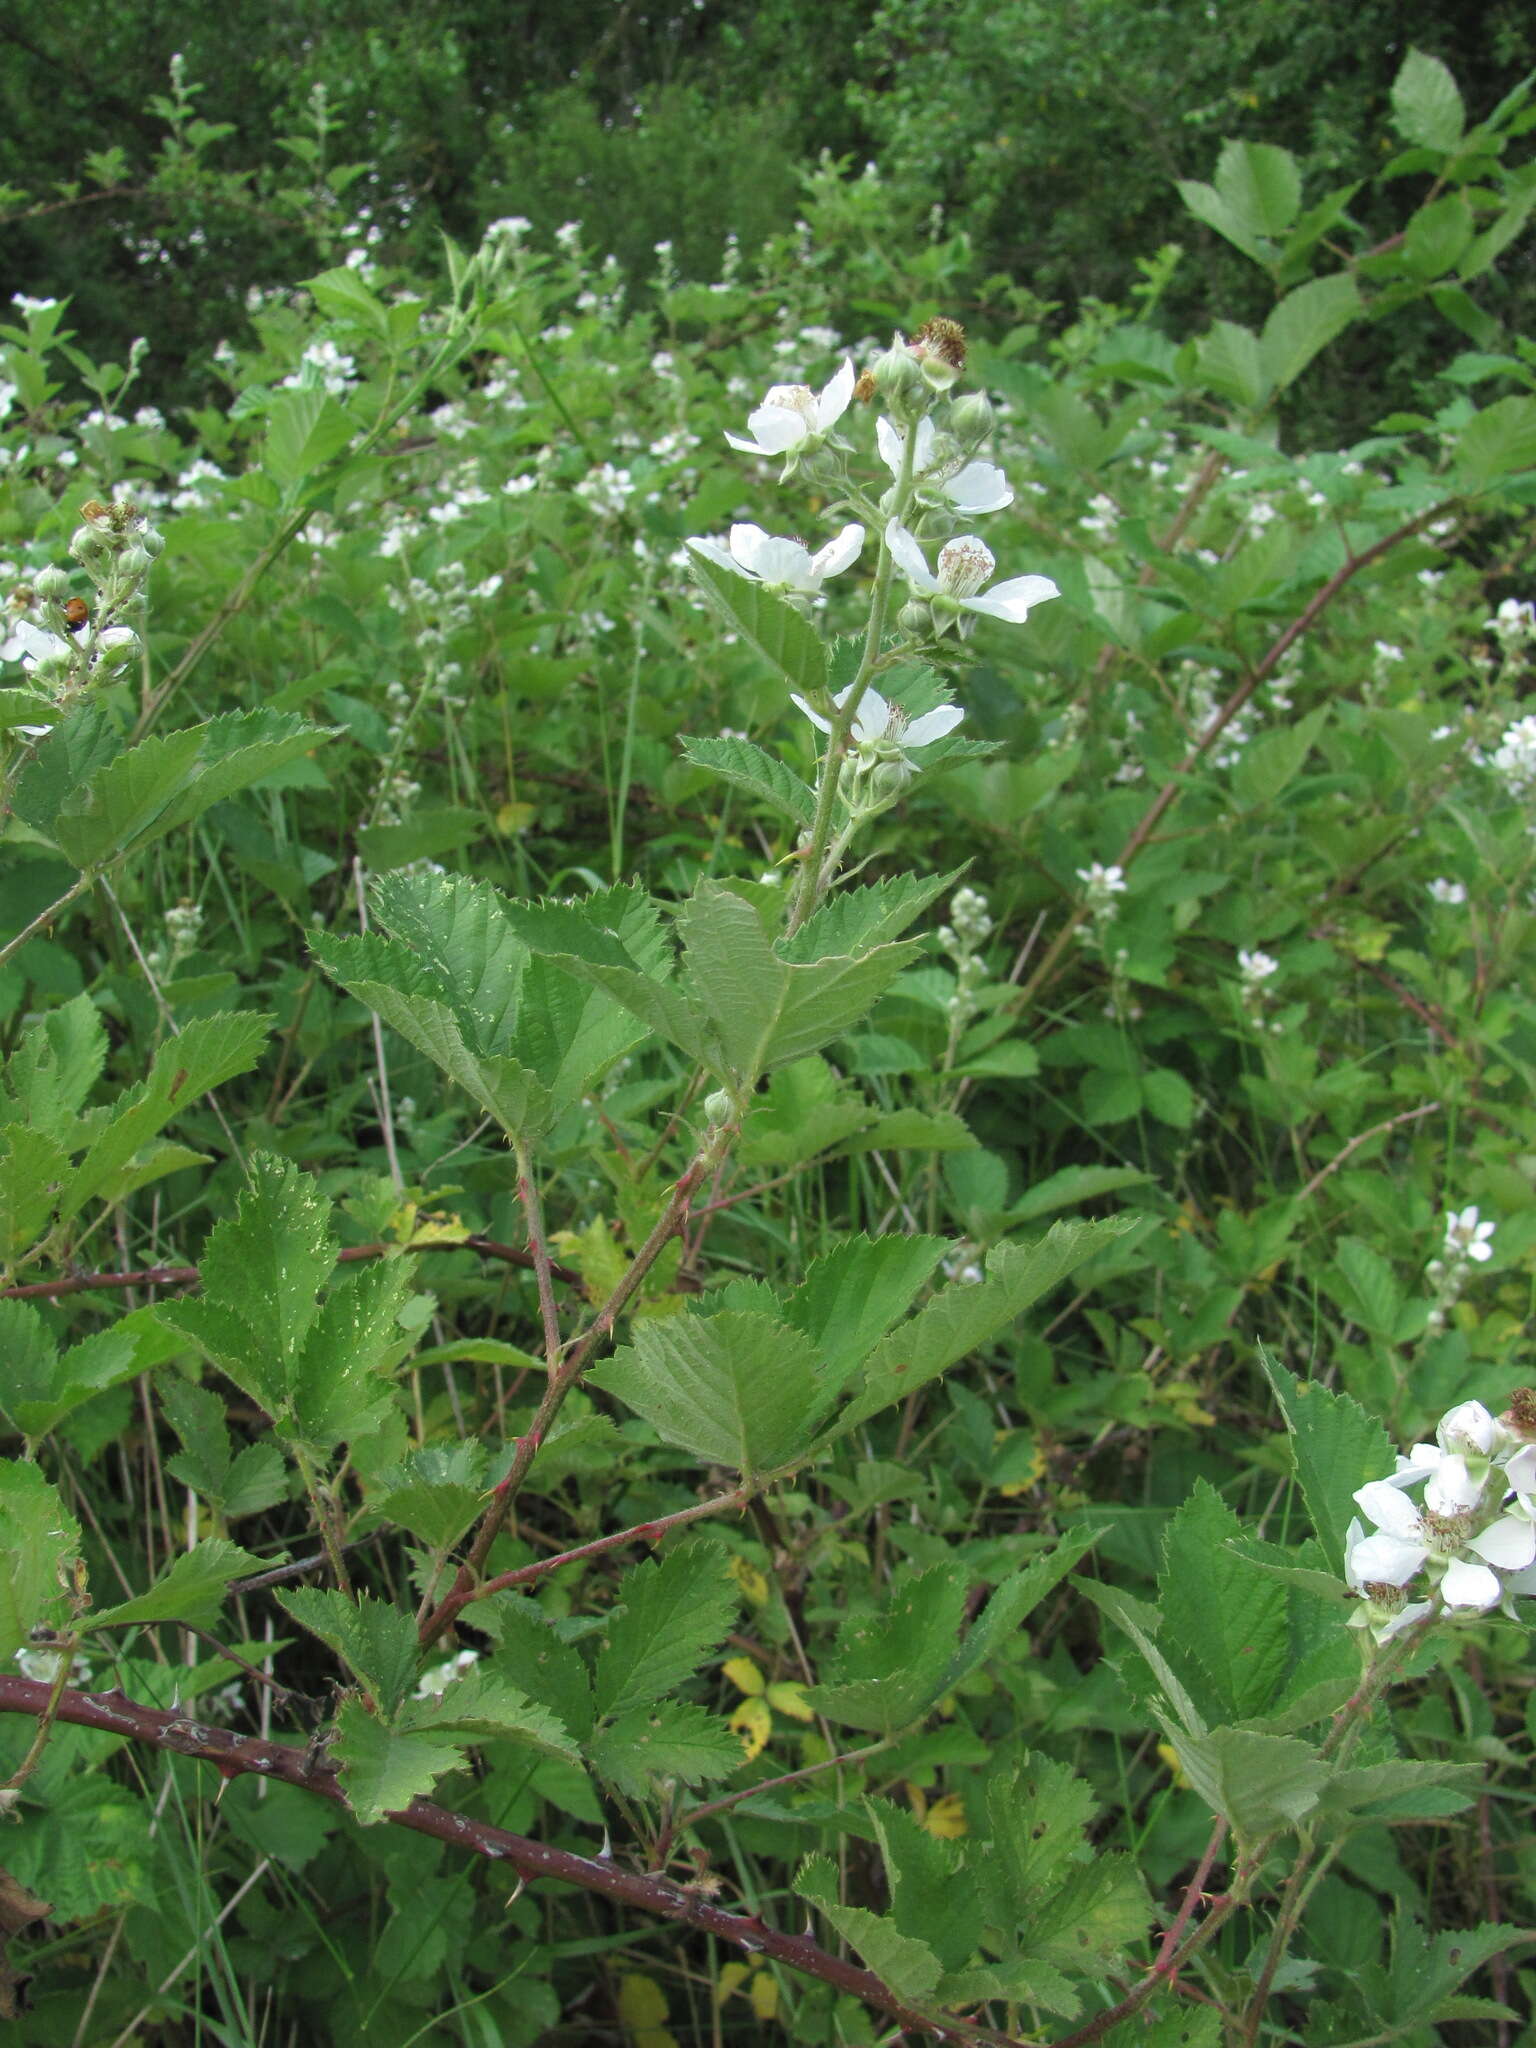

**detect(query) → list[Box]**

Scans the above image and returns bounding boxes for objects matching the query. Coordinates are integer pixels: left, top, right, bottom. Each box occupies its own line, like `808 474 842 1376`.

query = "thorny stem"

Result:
0 871 91 973
419 1124 736 1649
291 1446 351 1597
514 1136 562 1376
0 1234 579 1303
674 1735 896 1837
0 1675 1032 2048
1011 501 1456 1018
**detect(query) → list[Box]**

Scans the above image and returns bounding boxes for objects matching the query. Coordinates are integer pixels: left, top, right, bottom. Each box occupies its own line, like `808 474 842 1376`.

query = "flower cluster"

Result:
1345 1395 1536 1642
1426 1203 1495 1332
938 884 995 1035
1488 713 1536 801
0 498 163 736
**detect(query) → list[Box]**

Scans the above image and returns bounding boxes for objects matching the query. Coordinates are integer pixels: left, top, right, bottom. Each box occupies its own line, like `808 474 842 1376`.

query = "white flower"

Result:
1399 1400 1499 1514
413 1647 480 1699
791 683 962 760
687 522 864 597
1238 948 1279 986
725 360 855 458
1077 861 1127 897
1427 877 1467 905
1351 1476 1534 1610
1490 714 1536 798
876 416 1012 514
886 520 1058 626
0 616 55 671
1444 1206 1494 1264
1344 1518 1433 1643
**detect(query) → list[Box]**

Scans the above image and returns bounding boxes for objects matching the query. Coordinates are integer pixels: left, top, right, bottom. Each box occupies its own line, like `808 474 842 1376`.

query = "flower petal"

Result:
1504 1445 1536 1495
790 692 832 736
850 687 893 744
963 573 1061 624
903 703 965 748
875 415 904 479
1439 1555 1501 1609
1354 1480 1422 1539
815 358 856 431
688 535 743 577
1466 1515 1536 1570
809 523 865 580
946 460 1014 514
884 519 939 593
1349 1529 1425 1586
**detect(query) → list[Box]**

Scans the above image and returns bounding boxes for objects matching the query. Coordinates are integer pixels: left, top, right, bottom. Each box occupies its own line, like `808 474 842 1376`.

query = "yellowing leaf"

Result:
923 1793 968 1838
750 1967 779 2020
728 1554 772 1606
715 1962 749 2005
730 1696 772 1761
495 800 536 835
722 1656 765 1697
617 1972 680 2048
401 1207 466 1246
765 1680 815 1723
1157 1741 1191 1789
906 1780 929 1823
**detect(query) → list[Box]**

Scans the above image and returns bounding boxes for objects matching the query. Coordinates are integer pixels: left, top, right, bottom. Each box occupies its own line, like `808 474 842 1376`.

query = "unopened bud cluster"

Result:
1 499 161 733
939 885 995 1037
1425 1204 1495 1332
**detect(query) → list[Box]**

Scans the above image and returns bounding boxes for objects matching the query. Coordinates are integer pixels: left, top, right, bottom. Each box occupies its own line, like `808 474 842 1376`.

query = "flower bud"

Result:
948 391 994 448
33 566 69 600
871 341 926 419
69 526 111 567
139 525 166 559
702 1089 735 1128
898 599 934 638
118 544 154 581
96 627 140 671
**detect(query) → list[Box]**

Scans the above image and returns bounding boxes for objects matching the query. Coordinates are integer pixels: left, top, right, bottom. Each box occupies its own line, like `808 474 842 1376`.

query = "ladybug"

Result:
62 597 89 632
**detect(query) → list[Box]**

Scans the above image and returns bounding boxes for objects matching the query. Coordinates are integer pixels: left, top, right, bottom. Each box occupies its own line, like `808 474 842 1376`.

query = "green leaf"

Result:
0 1305 143 1439
824 1218 1132 1438
276 1587 420 1713
780 867 961 964
287 1255 416 1451
495 897 709 1066
308 927 550 1140
678 735 816 827
0 991 105 1132
806 1563 968 1734
1258 1344 1396 1573
585 1699 743 1797
1231 707 1329 807
592 1541 738 1720
369 1443 487 1552
1166 1725 1328 1839
46 713 334 869
487 1600 594 1743
264 386 355 486
1078 1579 1208 1740
1196 321 1266 408
403 1667 579 1761
1456 395 1536 488
687 544 827 696
0 688 62 732
677 883 920 1087
1160 1485 1289 1721
865 1797 977 1974
942 1530 1104 1694
0 1127 72 1266
591 1310 829 1476
1180 141 1301 256
61 1012 271 1223
1259 274 1361 395
0 1458 82 1663
302 265 393 337
1008 1165 1152 1223
332 1698 466 1826
87 1538 268 1631
1383 1919 1530 2022
795 1854 944 2001
1391 48 1465 151
156 1151 334 1415
162 1379 286 1520
784 1233 947 1382
10 699 121 840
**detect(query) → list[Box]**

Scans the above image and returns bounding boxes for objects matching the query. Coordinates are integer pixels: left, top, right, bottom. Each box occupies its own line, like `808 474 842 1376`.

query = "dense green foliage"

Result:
1 24 1536 2048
